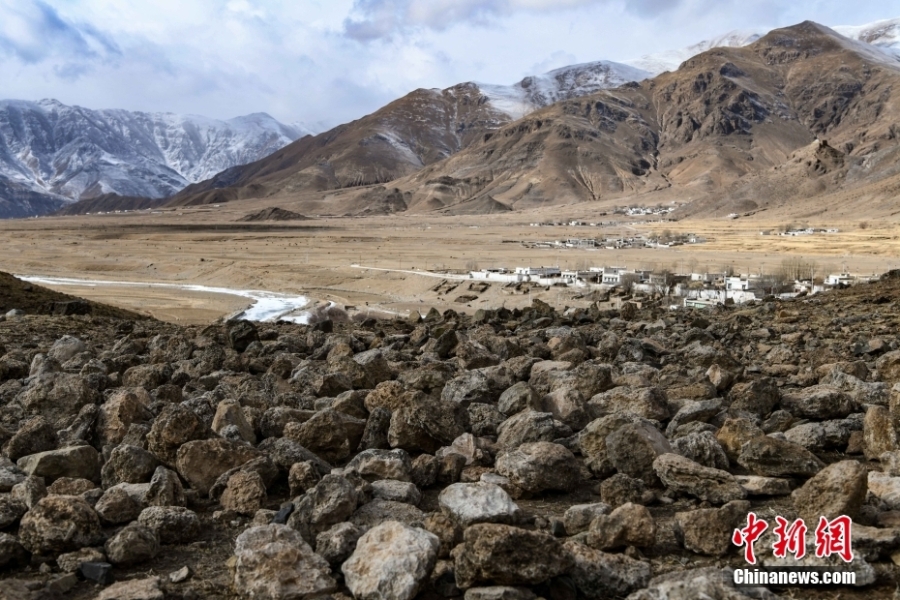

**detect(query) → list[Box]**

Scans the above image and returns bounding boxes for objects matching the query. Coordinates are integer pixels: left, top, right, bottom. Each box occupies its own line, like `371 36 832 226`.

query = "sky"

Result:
1 0 899 129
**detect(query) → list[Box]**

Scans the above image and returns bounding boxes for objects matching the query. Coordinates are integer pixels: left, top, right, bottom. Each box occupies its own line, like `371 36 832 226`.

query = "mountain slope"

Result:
475 61 653 120
0 100 312 218
373 21 900 216
167 84 517 206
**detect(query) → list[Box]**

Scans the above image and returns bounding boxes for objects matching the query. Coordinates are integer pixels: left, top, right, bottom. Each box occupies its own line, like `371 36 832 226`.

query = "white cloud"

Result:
0 0 896 128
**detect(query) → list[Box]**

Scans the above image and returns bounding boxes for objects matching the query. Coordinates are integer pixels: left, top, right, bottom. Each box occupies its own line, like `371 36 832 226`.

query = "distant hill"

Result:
239 207 309 222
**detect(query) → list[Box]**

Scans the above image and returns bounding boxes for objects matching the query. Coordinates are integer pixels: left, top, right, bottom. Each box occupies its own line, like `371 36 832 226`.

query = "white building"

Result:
825 273 852 286
726 276 752 291
514 266 561 277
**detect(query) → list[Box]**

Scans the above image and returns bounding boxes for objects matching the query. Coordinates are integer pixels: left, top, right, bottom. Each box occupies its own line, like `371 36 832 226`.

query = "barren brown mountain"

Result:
167 83 514 208
169 22 900 219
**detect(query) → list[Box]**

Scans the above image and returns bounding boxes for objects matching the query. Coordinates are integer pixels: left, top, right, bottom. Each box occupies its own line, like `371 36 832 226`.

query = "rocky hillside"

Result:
168 20 900 217
0 100 312 218
3 270 900 597
383 21 900 216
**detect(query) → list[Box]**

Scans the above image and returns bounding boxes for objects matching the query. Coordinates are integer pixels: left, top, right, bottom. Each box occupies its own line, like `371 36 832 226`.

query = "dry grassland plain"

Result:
2 196 899 324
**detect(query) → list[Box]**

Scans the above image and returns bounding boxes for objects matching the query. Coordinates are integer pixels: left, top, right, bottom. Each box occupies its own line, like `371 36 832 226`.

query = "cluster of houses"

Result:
469 265 874 307
523 233 706 251
615 205 679 217
529 220 611 227
759 228 840 236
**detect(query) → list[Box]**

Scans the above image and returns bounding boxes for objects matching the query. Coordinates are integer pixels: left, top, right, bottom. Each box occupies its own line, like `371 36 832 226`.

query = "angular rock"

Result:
606 422 672 484
146 404 209 467
782 385 855 419
497 382 540 416
138 506 201 544
792 460 867 523
221 470 267 515
342 521 440 600
588 386 670 422
863 405 899 460
539 387 590 430
728 378 781 415
388 394 466 454
95 486 142 524
101 444 159 488
716 418 765 462
212 400 256 444
867 471 900 510
587 502 656 549
57 547 106 573
287 474 359 543
175 438 260 495
563 502 611 535
578 414 645 477
627 567 779 600
495 442 580 494
654 453 746 504
439 482 520 527
453 524 572 588
352 467 408 497
18 495 104 554
17 444 100 484
496 411 572 449
105 522 160 566
234 524 336 599
288 461 321 497
96 577 164 600
565 540 650 599
600 473 647 507
671 430 729 470
674 500 750 556
228 320 259 353
10 475 46 509
464 587 537 600
737 436 825 478
315 521 363 566
0 495 27 528
350 498 426 529
733 475 792 496
97 388 153 447
4 416 58 461
144 466 186 507
345 448 413 482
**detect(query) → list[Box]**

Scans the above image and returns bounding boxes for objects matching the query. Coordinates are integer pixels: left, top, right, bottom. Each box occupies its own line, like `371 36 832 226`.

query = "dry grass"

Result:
1 201 897 324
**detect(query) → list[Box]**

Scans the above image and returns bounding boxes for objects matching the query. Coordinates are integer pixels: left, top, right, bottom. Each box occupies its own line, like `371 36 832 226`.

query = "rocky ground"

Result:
3 272 900 599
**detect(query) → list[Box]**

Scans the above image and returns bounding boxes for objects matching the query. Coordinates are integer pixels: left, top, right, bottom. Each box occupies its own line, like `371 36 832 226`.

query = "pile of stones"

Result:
3 273 900 598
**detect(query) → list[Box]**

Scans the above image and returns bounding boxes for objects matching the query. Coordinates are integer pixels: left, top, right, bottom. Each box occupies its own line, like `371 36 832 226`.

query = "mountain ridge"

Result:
0 99 316 218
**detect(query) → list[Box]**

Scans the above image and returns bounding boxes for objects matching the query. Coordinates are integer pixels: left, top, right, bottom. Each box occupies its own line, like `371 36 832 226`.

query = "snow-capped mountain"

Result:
0 99 314 216
626 29 767 74
471 17 900 121
626 19 900 75
834 18 900 57
474 60 653 120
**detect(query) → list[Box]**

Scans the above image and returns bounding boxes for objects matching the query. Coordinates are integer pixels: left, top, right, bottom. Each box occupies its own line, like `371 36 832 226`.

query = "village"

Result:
520 231 707 251
464 262 876 308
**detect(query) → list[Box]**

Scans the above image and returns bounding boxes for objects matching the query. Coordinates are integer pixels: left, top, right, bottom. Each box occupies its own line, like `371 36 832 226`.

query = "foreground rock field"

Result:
4 272 900 599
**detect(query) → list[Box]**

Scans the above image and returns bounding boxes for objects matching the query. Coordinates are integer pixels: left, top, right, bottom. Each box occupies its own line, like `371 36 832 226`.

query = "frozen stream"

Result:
18 275 317 324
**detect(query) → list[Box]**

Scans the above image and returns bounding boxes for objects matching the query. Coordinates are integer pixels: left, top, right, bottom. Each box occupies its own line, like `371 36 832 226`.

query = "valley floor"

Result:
2 199 900 324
